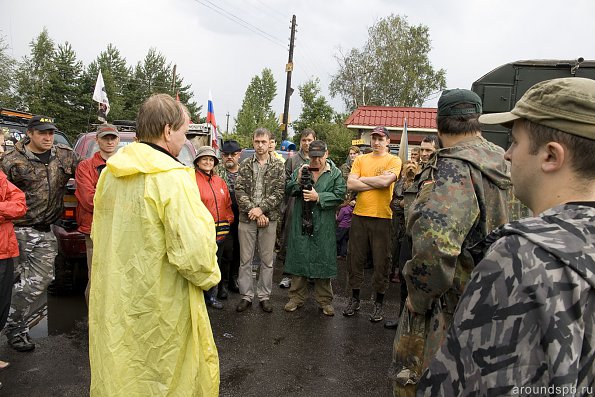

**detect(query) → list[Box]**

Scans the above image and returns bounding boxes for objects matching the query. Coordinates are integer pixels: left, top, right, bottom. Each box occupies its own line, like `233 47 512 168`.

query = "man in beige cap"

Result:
417 77 595 396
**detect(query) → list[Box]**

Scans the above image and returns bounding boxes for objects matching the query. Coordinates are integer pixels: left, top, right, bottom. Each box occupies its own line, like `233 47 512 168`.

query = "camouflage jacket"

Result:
1 139 79 226
418 204 595 396
404 136 512 314
235 153 285 222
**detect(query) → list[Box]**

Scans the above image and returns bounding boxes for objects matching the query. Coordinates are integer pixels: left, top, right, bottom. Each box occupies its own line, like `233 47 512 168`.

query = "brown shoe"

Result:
259 299 273 313
236 299 252 312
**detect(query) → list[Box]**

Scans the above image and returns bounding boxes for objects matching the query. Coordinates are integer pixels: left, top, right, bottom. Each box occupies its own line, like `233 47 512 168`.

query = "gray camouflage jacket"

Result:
418 203 595 396
1 139 79 226
235 153 285 222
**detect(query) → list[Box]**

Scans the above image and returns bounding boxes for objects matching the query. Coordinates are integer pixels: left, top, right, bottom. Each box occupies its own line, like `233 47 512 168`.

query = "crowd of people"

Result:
0 77 594 396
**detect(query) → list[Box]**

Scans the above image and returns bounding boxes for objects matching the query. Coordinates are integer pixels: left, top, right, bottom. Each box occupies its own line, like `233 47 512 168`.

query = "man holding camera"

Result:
283 140 345 316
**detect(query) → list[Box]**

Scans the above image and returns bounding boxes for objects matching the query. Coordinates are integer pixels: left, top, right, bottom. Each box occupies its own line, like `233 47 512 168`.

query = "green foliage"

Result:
44 42 87 138
0 34 17 108
292 78 334 133
234 68 280 143
330 14 446 111
14 28 56 113
301 121 355 165
6 29 201 139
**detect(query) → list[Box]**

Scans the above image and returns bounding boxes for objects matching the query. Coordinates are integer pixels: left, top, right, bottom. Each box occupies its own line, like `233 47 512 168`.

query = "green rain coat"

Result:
89 142 221 397
284 160 345 278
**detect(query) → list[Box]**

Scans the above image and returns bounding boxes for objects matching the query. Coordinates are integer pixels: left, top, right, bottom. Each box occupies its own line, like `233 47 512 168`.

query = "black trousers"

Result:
0 258 15 331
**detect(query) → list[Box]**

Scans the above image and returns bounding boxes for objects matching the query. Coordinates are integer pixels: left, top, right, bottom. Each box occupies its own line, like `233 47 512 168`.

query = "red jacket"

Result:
195 170 234 242
0 170 27 259
75 152 106 234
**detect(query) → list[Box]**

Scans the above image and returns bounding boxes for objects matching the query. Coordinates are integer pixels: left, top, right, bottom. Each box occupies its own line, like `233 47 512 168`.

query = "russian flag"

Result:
207 91 218 149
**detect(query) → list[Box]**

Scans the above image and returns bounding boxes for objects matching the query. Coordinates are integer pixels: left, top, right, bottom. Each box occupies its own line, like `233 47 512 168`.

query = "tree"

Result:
234 68 279 147
292 78 335 133
44 42 87 137
292 78 353 164
14 28 56 113
0 34 17 108
124 48 200 121
330 14 446 111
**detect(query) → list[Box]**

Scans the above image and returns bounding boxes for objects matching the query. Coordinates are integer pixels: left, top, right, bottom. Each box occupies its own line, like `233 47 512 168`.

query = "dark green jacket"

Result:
284 160 345 278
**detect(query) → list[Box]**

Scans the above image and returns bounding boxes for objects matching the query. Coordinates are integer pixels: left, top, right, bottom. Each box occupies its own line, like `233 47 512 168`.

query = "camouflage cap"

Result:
479 77 595 140
437 89 482 117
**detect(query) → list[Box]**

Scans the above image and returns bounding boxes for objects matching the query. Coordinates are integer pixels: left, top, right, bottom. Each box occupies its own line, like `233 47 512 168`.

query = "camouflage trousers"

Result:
4 227 57 338
389 302 453 397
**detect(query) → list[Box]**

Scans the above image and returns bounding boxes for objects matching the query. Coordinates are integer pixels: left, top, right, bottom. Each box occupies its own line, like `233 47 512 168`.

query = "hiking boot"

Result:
284 300 303 312
321 304 335 316
260 299 273 313
8 333 35 352
370 302 384 323
342 298 360 317
279 277 291 288
236 299 252 312
206 294 224 310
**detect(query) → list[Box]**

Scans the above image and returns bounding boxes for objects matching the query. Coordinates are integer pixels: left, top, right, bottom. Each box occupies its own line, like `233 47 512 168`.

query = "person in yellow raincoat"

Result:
88 93 221 397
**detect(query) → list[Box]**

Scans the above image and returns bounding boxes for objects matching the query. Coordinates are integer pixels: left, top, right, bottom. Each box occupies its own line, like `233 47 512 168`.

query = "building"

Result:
344 106 437 150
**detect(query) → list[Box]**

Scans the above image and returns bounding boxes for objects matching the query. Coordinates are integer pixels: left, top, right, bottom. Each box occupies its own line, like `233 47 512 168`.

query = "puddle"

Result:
27 292 88 338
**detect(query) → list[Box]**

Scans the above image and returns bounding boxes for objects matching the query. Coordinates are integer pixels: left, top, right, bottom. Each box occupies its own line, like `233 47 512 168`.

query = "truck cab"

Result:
472 58 595 149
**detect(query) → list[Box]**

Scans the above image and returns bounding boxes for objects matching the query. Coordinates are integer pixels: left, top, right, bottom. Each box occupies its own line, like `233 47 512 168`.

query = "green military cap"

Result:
479 77 595 141
437 89 482 117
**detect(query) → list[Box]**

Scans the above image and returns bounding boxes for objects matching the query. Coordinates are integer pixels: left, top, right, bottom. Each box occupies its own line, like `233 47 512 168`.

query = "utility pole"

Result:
226 112 230 134
281 15 296 141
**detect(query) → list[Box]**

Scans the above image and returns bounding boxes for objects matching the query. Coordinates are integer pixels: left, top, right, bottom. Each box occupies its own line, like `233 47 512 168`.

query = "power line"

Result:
191 0 287 49
253 0 290 20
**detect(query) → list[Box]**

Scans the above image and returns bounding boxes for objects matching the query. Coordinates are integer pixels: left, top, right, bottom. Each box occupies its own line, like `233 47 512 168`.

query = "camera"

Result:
294 166 319 236
299 166 314 191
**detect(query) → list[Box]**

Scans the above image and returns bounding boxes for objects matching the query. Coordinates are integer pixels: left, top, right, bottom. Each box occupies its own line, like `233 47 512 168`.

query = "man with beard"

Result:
217 139 242 295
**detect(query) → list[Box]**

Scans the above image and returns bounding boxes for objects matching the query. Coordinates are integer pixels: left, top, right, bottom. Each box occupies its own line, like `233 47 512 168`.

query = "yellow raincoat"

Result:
89 142 221 396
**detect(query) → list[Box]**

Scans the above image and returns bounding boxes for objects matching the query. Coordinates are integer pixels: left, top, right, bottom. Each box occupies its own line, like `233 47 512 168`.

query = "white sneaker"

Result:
279 277 291 288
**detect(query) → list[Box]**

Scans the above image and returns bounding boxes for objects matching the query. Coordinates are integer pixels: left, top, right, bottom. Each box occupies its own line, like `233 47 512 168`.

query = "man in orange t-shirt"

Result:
344 126 401 322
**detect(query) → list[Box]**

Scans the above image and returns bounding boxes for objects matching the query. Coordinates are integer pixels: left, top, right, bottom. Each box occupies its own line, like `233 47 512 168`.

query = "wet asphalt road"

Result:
0 258 401 396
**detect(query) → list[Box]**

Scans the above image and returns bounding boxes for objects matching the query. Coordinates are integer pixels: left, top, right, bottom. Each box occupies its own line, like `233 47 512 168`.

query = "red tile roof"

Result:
344 106 437 130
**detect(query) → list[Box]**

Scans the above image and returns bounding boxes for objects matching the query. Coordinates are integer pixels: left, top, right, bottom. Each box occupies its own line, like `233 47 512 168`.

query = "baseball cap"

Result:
479 77 595 140
193 146 219 166
308 140 327 157
221 140 241 153
96 124 119 138
370 126 389 138
28 115 57 131
437 89 482 117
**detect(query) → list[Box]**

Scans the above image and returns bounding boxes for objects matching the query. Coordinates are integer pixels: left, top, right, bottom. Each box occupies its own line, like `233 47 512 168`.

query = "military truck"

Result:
471 58 595 149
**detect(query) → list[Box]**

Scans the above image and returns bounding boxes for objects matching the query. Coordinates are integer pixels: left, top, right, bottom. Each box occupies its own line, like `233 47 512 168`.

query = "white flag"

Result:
93 70 110 120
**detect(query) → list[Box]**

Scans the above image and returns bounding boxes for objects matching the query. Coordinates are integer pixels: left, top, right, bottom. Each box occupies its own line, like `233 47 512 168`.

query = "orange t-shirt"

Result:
350 153 401 219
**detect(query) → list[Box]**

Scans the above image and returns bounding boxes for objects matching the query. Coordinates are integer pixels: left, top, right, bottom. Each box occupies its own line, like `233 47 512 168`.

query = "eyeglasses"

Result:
222 152 238 157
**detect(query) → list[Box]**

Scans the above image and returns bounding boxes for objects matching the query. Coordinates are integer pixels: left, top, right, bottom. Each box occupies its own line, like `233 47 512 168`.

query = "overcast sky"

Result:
2 0 594 132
